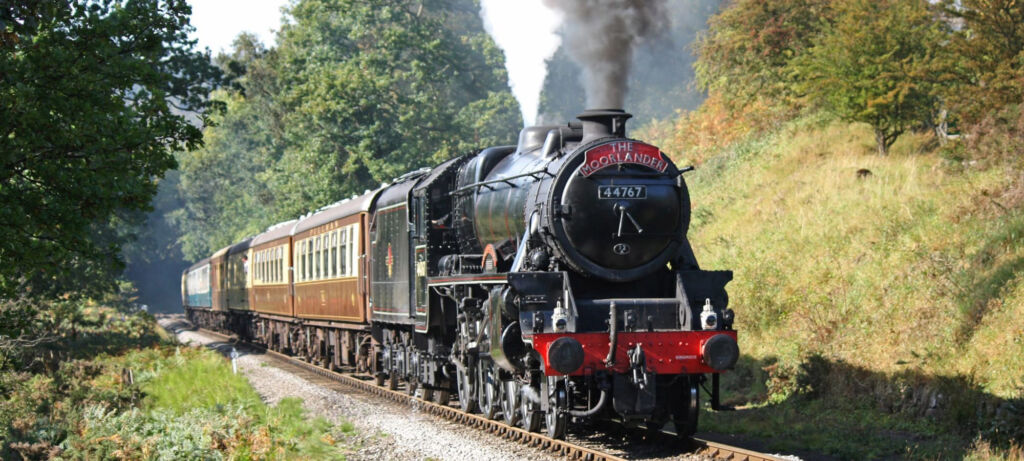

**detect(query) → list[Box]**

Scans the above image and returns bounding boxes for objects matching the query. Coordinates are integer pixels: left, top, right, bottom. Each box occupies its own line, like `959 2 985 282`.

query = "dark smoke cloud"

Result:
543 0 668 109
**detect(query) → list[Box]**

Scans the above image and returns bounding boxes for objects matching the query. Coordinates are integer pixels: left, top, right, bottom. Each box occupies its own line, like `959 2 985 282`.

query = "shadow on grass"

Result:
954 210 1024 345
702 354 1024 460
28 320 165 375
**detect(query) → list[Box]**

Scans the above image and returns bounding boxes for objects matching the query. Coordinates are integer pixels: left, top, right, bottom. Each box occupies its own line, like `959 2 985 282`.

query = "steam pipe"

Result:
569 388 609 417
605 301 617 368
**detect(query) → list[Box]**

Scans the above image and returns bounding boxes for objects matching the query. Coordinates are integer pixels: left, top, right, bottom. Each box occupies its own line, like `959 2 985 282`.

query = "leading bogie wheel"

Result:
673 378 699 438
545 377 568 439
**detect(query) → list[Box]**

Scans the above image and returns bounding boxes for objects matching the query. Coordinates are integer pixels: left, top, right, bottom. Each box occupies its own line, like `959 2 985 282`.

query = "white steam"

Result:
480 0 563 126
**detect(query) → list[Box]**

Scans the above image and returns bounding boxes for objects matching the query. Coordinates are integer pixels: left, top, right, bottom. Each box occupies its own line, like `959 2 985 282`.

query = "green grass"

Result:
670 118 1024 458
1 306 354 460
141 349 263 414
57 346 351 459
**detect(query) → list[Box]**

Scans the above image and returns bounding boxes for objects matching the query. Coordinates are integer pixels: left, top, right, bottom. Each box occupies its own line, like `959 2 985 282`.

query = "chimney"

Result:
577 109 632 143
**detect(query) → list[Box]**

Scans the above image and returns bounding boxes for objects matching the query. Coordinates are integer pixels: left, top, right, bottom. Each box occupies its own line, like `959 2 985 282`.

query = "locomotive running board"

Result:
427 274 508 286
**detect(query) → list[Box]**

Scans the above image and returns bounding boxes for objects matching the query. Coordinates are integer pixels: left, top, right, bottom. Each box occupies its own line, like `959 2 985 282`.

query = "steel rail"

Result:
184 324 784 461
693 438 784 461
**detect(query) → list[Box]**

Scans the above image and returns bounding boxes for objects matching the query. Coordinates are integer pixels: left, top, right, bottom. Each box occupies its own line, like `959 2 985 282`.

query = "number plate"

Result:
598 185 647 199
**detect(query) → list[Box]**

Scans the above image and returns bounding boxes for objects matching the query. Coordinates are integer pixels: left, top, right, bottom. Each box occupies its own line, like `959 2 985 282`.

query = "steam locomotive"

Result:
182 109 739 439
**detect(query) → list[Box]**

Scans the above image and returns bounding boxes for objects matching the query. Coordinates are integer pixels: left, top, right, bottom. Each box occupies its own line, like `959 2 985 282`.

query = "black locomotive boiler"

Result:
369 109 738 437
183 109 739 440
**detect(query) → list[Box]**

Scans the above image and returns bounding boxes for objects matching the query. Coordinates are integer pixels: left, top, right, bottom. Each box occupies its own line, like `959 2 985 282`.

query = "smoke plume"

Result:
543 0 667 109
480 0 563 126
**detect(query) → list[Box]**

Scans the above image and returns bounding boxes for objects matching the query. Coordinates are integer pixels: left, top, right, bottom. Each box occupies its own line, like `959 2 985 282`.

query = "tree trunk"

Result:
875 128 888 156
934 109 949 146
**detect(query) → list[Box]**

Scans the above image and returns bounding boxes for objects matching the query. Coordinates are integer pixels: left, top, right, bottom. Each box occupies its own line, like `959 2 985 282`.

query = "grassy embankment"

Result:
643 117 1024 459
0 305 353 459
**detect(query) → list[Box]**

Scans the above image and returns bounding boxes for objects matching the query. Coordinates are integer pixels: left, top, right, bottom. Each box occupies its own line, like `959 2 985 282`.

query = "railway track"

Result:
184 324 782 461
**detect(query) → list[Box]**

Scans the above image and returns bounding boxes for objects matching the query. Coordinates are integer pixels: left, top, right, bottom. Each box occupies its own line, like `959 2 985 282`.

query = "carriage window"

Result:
349 225 358 276
316 236 323 279
329 231 336 277
342 227 350 274
305 239 312 281
277 246 283 283
304 239 311 281
298 241 304 282
322 234 329 278
294 243 300 282
301 241 307 282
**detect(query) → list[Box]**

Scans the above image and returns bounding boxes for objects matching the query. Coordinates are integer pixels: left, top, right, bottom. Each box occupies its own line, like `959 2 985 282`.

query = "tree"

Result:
0 1 220 298
940 0 1024 124
173 0 521 261
694 0 836 112
269 0 520 218
790 0 949 155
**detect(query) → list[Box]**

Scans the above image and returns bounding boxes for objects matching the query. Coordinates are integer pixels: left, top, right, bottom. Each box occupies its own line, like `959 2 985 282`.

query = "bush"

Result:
1 306 347 460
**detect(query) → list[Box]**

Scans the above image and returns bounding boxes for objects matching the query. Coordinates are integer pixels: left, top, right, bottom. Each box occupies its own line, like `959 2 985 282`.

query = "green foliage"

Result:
140 349 263 414
175 0 521 259
0 295 161 373
1 307 347 459
691 0 1024 158
57 349 343 460
57 350 345 460
693 0 835 112
272 0 520 210
940 0 1024 125
790 0 949 155
0 0 221 299
680 116 1024 458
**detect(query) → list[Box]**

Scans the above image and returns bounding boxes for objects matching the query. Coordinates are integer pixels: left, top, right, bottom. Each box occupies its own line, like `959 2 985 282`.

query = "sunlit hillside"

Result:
640 117 1024 457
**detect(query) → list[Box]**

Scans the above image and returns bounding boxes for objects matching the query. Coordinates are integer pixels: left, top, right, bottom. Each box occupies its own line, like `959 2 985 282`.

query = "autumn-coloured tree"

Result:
791 0 949 155
694 0 836 112
941 0 1024 124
